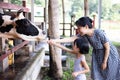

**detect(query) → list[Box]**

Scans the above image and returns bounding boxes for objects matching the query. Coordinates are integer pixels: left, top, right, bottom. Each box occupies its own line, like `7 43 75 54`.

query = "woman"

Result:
50 17 120 80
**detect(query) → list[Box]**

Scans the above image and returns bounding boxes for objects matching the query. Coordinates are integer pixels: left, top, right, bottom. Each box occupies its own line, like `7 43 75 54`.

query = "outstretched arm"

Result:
48 41 76 54
51 36 78 43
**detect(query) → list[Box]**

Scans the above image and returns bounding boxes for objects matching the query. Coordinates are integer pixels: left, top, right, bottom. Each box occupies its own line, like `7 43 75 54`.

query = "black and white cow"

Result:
0 9 46 41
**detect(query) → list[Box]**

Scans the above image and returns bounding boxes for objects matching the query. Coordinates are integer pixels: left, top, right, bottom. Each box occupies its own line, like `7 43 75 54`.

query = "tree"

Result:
110 4 120 20
34 0 45 6
48 0 63 79
101 0 112 20
10 0 22 5
89 0 98 15
69 0 84 18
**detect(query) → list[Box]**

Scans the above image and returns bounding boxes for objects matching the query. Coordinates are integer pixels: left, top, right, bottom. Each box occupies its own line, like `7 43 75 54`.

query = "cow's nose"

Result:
42 31 46 35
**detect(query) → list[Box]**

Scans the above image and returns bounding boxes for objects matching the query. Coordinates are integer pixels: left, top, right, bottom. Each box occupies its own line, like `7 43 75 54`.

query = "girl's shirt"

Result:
74 55 86 80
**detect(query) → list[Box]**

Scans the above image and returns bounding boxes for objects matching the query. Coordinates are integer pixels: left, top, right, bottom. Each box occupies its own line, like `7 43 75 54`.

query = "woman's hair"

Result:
75 16 93 29
74 37 89 54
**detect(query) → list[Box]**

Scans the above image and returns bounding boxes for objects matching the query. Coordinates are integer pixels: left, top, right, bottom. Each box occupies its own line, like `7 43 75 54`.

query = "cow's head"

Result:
13 9 46 41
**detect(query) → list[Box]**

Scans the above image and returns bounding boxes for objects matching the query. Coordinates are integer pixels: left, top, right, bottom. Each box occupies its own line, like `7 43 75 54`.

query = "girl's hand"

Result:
72 72 79 77
101 62 107 70
47 40 55 45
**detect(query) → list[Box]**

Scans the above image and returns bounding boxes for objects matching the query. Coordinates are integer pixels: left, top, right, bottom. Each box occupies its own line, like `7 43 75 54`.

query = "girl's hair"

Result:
75 17 93 29
74 37 89 54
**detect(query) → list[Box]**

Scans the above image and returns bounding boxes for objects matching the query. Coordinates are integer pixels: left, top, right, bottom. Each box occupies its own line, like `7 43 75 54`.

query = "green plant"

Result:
62 57 74 80
42 76 51 80
112 42 120 47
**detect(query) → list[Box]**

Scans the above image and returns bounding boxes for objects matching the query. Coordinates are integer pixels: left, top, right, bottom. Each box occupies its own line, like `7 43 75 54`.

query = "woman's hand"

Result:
47 40 52 43
101 62 107 70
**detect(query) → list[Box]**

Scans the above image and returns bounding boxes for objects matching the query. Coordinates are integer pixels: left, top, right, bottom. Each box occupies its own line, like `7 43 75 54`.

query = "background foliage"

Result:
10 0 120 21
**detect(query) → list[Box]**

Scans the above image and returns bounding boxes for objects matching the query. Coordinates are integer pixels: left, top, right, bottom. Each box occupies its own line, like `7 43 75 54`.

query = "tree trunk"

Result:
48 0 63 79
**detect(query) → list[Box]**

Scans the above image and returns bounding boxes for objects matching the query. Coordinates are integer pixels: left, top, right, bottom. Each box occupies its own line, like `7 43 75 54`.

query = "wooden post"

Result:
84 0 89 16
93 14 96 28
31 0 34 23
98 0 102 29
0 57 9 72
62 0 65 36
44 0 48 35
0 38 9 72
70 14 75 36
22 0 27 17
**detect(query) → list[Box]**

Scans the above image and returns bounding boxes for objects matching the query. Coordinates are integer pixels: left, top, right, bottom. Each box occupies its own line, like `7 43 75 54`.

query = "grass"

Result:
112 41 120 47
62 57 74 80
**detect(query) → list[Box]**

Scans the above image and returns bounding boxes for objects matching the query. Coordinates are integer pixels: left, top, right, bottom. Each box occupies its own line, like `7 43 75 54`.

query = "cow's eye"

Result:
42 31 46 35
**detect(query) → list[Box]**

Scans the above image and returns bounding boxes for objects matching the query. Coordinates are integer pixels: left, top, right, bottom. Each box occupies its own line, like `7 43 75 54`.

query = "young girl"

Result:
48 37 90 80
49 16 120 80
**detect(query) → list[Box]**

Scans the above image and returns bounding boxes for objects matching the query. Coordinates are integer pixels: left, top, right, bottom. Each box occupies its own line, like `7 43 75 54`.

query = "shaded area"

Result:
0 55 29 80
0 43 120 80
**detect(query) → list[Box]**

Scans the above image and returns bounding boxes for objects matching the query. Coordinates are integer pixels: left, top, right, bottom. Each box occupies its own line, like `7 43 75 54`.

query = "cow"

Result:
0 9 46 41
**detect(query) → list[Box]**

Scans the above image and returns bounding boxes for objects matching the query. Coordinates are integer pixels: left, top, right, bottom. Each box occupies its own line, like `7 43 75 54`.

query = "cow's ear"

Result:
16 9 25 20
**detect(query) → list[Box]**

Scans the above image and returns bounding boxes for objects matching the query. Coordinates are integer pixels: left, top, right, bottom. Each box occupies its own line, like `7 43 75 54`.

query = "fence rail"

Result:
0 41 29 61
0 2 29 12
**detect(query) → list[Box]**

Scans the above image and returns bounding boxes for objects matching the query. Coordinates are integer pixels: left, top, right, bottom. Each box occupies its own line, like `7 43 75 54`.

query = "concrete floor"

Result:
0 55 29 80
